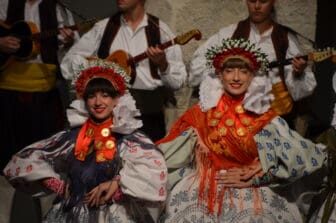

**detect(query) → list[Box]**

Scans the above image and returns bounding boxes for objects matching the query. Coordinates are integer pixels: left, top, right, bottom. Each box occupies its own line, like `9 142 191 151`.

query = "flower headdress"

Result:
205 38 269 72
72 60 131 98
67 59 142 134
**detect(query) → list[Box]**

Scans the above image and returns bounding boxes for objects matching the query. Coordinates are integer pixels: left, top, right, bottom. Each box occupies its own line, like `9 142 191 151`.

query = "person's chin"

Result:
251 15 266 23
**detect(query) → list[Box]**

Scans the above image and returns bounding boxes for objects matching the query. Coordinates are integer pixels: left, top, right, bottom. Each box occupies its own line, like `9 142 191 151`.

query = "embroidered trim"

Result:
42 177 64 196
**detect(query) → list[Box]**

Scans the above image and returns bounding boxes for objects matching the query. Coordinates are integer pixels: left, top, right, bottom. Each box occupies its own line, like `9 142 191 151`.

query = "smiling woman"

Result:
157 38 327 223
217 61 254 97
3 60 168 223
85 84 120 122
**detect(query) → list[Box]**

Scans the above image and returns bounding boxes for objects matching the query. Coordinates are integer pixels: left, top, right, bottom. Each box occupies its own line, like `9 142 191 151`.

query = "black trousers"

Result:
138 112 166 142
0 89 64 170
129 87 173 142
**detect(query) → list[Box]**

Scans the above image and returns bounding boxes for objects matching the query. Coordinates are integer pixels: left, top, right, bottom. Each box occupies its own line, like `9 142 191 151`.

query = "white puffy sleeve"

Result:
3 130 76 195
157 20 188 90
118 131 167 202
188 24 236 87
284 33 317 101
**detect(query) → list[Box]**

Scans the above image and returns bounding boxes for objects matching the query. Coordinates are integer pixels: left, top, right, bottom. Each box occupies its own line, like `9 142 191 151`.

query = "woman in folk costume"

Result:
3 60 167 223
156 38 326 222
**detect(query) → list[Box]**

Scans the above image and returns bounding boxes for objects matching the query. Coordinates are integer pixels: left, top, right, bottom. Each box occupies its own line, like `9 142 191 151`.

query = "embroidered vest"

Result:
232 18 294 115
6 0 59 64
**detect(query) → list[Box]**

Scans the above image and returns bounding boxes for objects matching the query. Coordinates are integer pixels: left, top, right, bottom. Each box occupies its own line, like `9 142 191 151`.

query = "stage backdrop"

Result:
61 0 335 135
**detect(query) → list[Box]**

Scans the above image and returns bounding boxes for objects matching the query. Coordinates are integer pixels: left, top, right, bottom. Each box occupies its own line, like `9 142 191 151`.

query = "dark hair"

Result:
221 57 253 71
83 78 119 101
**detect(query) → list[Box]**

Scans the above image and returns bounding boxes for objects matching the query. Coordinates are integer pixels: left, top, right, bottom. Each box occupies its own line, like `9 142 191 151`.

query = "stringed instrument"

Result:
0 18 98 67
268 47 336 68
102 29 202 76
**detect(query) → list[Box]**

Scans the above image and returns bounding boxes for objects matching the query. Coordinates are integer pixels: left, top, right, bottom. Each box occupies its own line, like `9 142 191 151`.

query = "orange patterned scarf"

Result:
75 118 117 162
156 94 276 214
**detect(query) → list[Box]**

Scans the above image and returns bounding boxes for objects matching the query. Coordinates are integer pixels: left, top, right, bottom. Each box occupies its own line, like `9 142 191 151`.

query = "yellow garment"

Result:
270 81 293 116
0 61 57 92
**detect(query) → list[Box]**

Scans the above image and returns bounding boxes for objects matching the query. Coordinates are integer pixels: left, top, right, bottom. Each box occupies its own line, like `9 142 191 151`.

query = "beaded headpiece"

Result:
205 38 269 72
73 60 130 98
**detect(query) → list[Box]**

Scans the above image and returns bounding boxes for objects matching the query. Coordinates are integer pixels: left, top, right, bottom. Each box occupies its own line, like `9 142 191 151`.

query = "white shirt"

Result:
189 22 317 101
61 14 187 90
0 0 77 63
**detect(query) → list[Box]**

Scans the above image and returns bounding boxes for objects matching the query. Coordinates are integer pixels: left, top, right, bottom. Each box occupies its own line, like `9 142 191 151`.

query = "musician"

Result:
61 0 187 142
189 0 316 131
0 0 77 222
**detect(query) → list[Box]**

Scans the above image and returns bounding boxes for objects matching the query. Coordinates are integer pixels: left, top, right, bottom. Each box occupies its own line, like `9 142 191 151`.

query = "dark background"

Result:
61 0 117 21
310 0 336 137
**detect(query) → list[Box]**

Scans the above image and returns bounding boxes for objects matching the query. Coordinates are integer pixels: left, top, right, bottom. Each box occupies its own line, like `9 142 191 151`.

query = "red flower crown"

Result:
206 38 269 72
74 61 130 98
213 48 260 71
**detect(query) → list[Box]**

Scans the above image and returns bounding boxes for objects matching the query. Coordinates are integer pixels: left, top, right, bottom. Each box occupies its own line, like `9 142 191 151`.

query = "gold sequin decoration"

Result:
218 127 227 136
210 119 219 126
79 152 85 159
225 119 234 127
86 128 94 137
242 118 250 126
213 111 223 119
213 144 223 154
247 126 254 132
105 140 115 149
237 128 246 136
97 153 106 162
101 128 110 137
235 105 244 114
95 141 104 150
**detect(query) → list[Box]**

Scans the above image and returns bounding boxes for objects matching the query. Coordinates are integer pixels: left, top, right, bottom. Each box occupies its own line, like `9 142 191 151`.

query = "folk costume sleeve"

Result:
156 20 187 89
256 116 327 185
118 131 168 202
3 129 77 196
283 33 317 101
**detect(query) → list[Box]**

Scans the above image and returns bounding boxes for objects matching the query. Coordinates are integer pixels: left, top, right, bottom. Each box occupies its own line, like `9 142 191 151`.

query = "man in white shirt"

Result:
189 0 316 130
61 0 187 142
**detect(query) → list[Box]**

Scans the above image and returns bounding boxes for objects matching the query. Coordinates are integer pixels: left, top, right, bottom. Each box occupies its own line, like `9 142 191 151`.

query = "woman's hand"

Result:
83 180 119 207
215 159 263 188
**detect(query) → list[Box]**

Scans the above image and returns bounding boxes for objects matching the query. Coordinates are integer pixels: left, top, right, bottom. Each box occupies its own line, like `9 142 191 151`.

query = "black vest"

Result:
6 0 59 64
97 12 162 83
232 18 290 81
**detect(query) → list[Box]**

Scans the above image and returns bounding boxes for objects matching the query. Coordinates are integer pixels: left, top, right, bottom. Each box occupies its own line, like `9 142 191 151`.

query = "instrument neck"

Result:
268 55 308 68
130 39 175 65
